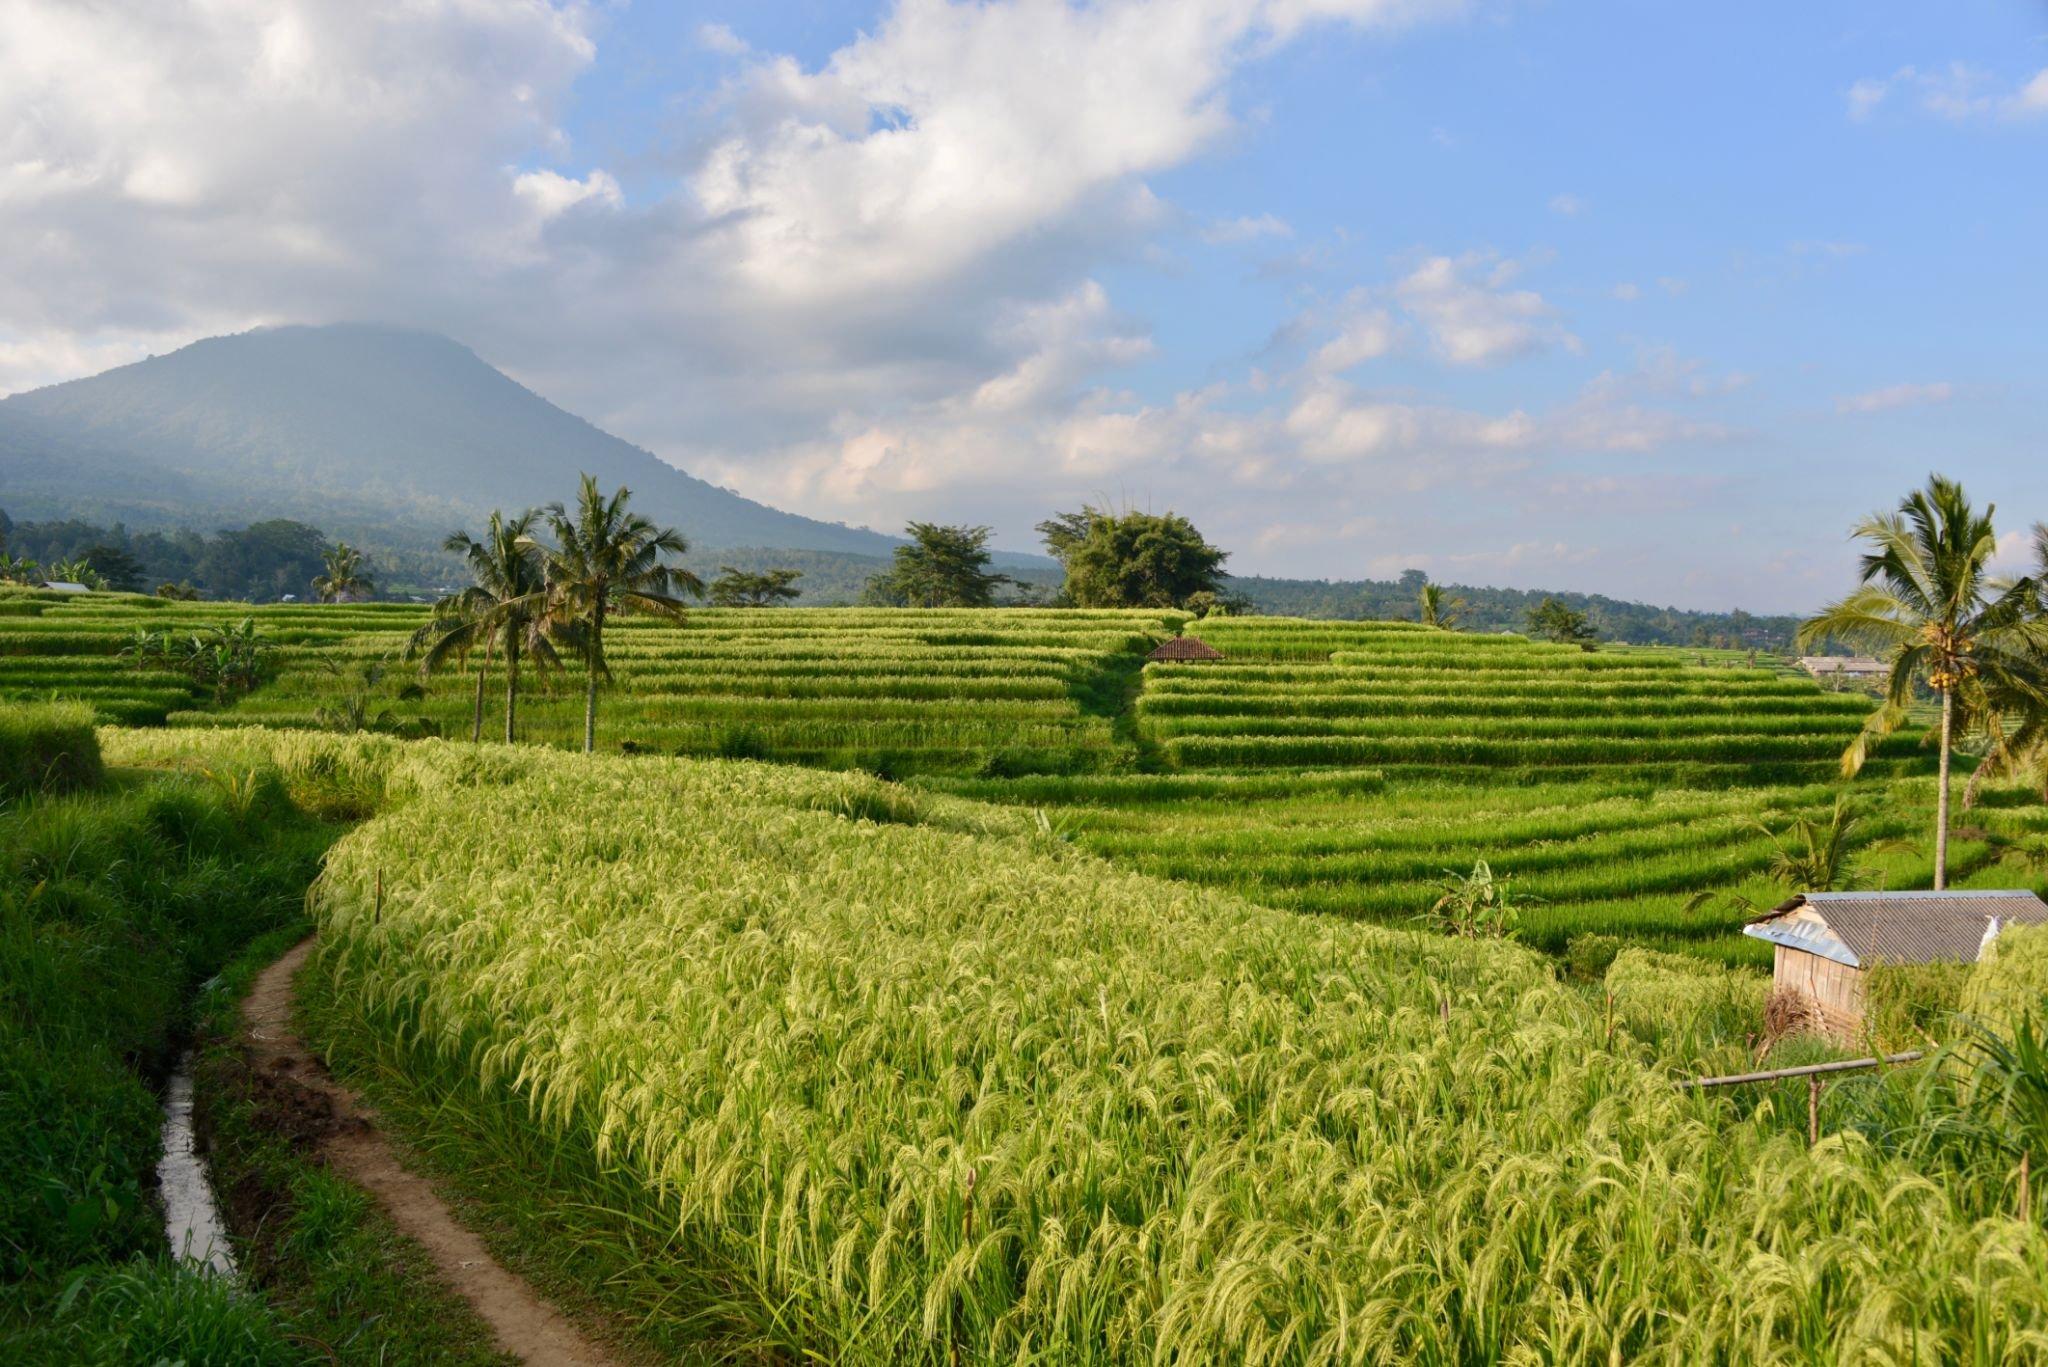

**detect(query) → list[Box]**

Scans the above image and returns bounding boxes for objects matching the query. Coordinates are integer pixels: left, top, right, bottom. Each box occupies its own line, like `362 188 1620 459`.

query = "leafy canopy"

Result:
864 523 1009 607
1527 596 1598 649
710 566 803 608
1037 506 1228 609
1797 474 2048 776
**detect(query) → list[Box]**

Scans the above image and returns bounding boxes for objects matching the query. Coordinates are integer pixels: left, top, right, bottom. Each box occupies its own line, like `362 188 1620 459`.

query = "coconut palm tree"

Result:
312 543 374 603
1418 581 1463 630
1798 475 2047 888
534 475 702 753
410 510 557 744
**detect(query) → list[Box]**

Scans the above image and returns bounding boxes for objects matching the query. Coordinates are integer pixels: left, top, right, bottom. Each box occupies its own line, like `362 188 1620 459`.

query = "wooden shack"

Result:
1147 635 1224 662
1743 889 2048 1039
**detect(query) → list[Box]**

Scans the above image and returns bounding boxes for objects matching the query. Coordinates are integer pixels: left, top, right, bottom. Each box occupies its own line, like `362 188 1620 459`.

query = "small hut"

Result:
1743 889 2048 1038
1148 635 1224 663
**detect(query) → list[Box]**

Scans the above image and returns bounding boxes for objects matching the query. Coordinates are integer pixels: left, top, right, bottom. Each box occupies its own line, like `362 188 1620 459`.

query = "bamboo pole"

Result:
1808 1074 1821 1146
1674 1050 1923 1090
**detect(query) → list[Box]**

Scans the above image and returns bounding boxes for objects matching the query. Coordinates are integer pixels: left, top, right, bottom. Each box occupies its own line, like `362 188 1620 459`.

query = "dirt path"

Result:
243 938 616 1367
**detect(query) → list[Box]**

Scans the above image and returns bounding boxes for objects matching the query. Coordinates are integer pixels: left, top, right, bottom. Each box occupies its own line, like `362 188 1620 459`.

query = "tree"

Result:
1036 506 1228 608
411 510 558 744
1528 597 1598 649
1960 520 2048 809
155 581 200 601
537 475 703 753
1419 581 1464 630
311 542 374 603
865 523 1009 607
1798 475 2047 889
82 545 145 592
710 566 803 607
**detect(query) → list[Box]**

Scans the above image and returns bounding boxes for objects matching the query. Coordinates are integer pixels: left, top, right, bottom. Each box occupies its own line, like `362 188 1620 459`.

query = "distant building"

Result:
1798 656 1886 680
1148 635 1224 662
1744 890 2048 1039
40 580 91 594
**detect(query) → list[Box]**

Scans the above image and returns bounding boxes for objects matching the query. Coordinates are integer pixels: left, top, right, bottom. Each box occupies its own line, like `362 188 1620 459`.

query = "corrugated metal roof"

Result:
1148 635 1224 661
1745 889 2048 967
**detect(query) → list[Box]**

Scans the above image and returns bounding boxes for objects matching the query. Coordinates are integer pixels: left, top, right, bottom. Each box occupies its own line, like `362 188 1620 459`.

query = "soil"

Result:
242 938 617 1367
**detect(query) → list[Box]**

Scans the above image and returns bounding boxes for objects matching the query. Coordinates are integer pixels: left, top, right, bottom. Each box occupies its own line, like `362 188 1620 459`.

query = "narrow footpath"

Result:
242 939 616 1367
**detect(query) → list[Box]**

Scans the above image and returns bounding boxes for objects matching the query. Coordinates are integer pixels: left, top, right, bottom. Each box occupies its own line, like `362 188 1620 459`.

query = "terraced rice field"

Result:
0 590 1174 776
1137 617 1916 782
1 593 1984 960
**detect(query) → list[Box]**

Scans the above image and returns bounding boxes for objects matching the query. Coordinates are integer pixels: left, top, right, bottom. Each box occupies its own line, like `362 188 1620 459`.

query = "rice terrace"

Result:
6 3 2048 1364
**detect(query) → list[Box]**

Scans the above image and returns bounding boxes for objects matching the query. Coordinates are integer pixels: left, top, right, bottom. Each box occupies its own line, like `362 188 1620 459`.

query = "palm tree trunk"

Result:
504 637 520 745
470 664 485 743
582 653 597 754
582 608 601 755
1935 686 1954 890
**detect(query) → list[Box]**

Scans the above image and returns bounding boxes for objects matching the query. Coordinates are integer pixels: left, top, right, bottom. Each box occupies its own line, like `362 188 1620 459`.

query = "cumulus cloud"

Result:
0 0 1757 595
1835 381 1955 414
1393 253 1577 366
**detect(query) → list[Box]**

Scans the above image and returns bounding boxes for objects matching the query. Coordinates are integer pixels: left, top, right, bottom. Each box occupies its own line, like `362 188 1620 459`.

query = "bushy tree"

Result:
1528 597 1598 649
710 566 803 607
864 523 1009 607
1037 506 1228 609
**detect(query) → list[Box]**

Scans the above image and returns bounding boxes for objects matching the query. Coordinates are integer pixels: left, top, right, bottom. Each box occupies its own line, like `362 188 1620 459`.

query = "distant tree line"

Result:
1229 567 1799 648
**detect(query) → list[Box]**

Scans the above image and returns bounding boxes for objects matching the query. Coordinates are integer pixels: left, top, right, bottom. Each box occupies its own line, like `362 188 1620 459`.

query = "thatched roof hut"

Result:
1148 635 1224 662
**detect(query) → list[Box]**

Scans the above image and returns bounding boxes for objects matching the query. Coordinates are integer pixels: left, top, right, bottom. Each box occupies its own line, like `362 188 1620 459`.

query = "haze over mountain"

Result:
0 324 1054 565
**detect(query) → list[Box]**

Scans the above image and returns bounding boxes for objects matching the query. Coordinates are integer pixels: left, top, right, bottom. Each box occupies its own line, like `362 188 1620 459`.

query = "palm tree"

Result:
1419 581 1463 630
1798 475 2046 888
534 475 702 753
1962 520 2048 808
312 543 373 603
410 510 557 744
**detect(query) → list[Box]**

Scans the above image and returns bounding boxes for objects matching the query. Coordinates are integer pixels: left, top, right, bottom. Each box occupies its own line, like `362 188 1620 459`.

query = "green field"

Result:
95 728 2048 1361
0 589 2009 964
8 591 2048 1359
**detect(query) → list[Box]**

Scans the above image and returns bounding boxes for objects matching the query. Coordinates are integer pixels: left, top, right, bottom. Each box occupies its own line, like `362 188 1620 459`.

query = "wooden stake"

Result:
374 866 383 925
1808 1074 1821 1147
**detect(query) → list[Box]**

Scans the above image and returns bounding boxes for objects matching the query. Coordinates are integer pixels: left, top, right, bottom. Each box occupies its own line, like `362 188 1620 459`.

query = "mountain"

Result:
0 323 1029 565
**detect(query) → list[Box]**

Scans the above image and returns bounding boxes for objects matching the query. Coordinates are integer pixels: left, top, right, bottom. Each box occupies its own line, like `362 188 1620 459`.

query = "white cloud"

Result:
698 22 749 56
1311 303 1400 373
1201 213 1293 244
0 0 1773 600
1847 64 2048 122
1835 381 1955 414
512 168 623 220
1547 192 1584 216
1393 253 1577 366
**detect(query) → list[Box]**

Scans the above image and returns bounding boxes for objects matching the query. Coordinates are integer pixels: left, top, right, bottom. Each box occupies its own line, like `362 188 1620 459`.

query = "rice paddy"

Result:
17 593 2048 1357
99 728 2048 1362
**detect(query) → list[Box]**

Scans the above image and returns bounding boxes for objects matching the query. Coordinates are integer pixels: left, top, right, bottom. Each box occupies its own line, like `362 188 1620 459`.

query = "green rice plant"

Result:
0 700 103 798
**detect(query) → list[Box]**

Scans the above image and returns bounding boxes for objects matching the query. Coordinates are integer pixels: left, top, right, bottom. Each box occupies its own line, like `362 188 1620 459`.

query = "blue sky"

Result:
4 1 2045 610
